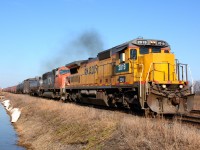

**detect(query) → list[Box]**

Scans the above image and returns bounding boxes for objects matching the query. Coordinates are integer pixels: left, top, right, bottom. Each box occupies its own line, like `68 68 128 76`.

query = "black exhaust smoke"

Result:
41 29 104 73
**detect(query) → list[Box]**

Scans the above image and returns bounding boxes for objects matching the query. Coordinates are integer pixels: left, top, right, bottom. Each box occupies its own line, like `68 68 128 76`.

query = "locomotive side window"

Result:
70 68 78 74
164 50 169 53
48 78 51 85
130 49 137 60
119 51 125 63
59 70 70 75
152 47 161 53
140 47 149 54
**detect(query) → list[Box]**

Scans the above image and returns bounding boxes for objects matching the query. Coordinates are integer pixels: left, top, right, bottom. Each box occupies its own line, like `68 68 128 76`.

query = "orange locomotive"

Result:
39 66 70 98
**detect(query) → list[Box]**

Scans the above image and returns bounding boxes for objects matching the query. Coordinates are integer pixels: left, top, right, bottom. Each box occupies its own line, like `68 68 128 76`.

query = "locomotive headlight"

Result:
157 41 166 46
39 80 43 85
150 41 156 45
179 85 183 89
162 84 166 89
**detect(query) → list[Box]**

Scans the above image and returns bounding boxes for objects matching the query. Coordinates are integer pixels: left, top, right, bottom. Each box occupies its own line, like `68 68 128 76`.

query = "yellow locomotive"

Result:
63 38 195 114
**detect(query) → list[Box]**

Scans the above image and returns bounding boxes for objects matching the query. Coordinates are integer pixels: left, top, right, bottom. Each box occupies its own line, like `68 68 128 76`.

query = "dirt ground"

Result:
3 93 200 150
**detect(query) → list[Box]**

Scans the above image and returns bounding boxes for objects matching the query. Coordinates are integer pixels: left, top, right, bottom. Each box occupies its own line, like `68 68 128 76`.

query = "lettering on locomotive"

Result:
115 63 129 73
84 65 98 75
118 76 126 83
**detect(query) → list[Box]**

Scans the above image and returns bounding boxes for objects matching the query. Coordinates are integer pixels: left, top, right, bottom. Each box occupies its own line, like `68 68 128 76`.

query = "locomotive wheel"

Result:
116 102 123 108
107 97 116 107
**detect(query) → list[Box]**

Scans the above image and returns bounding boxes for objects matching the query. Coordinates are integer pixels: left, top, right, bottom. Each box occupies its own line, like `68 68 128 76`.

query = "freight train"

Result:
3 38 196 115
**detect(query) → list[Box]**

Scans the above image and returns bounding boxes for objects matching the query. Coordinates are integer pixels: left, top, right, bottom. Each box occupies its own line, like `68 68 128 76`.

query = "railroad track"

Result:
190 110 200 115
175 110 200 125
4 93 200 125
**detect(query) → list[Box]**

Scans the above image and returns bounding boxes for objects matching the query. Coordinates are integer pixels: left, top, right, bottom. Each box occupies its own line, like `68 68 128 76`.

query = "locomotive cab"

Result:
54 66 71 89
114 39 195 114
131 39 195 114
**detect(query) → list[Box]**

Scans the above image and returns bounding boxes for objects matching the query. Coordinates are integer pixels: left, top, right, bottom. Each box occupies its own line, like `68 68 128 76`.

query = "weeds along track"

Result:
4 92 200 126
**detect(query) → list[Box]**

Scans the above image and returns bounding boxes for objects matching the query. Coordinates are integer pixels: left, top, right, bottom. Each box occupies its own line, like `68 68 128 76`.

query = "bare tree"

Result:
194 80 200 95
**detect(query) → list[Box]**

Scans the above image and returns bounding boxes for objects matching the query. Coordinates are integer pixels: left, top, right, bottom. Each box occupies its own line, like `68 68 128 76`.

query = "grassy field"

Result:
3 93 200 150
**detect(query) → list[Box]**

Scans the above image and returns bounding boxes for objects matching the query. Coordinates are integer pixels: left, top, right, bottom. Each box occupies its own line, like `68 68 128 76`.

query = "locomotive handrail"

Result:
145 62 153 93
188 65 194 94
176 63 189 81
138 64 144 98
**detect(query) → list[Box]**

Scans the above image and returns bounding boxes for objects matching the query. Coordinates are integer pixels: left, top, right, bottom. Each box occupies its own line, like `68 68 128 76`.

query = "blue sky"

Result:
0 0 200 88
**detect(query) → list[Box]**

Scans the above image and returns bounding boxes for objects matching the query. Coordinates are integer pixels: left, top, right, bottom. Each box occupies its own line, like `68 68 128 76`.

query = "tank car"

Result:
28 77 42 96
16 82 24 94
17 79 33 94
3 86 17 93
23 79 31 94
11 86 17 93
63 38 195 115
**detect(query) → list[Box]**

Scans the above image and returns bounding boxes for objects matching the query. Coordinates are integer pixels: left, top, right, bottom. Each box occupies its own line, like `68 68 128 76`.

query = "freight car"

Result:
16 82 24 94
28 77 42 96
15 77 41 95
61 38 195 115
3 86 17 93
23 79 32 94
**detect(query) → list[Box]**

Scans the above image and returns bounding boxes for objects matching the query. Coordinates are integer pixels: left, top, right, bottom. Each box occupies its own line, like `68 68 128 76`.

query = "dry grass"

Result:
4 92 200 150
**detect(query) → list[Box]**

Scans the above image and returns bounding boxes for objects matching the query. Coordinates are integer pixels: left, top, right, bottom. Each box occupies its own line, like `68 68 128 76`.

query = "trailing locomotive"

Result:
3 38 196 115
39 66 70 98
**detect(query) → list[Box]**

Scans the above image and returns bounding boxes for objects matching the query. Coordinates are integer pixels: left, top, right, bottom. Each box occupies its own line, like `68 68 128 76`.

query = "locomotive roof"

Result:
65 60 87 68
42 71 52 75
65 38 170 63
97 38 169 60
42 71 53 78
101 38 169 54
64 38 169 63
24 77 39 81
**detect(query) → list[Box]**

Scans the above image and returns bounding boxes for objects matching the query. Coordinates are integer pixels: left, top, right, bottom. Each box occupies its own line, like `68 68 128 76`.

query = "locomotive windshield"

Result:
152 47 161 53
59 70 70 75
140 47 149 54
139 47 161 54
